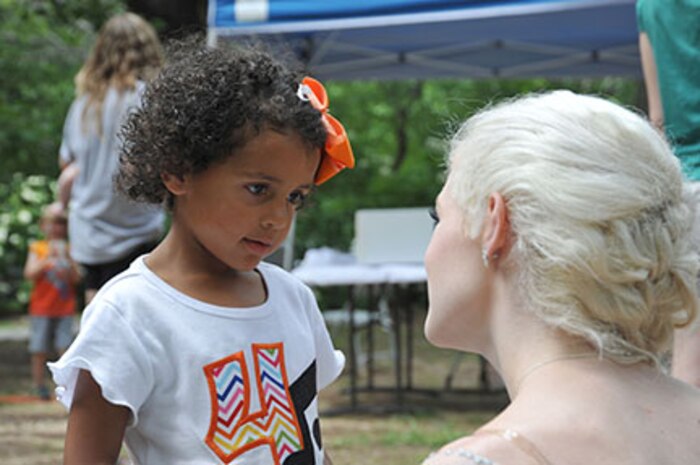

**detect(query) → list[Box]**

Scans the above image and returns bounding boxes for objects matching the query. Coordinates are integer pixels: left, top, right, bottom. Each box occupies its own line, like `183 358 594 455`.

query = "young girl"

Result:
50 43 354 465
59 12 165 306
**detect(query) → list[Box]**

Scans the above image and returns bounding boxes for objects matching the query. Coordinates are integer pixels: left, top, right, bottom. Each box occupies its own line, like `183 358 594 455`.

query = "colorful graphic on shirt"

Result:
203 343 305 464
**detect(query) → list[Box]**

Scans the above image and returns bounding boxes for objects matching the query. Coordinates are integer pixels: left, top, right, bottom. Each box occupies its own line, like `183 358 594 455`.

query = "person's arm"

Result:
52 254 83 286
64 369 130 465
66 257 83 286
23 249 49 281
58 162 79 210
638 32 664 132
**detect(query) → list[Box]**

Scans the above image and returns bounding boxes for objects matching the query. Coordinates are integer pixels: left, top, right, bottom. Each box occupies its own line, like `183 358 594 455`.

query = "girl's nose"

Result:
261 200 293 230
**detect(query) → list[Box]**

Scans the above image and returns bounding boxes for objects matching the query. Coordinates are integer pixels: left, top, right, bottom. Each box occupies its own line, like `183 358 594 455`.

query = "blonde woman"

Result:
422 91 700 464
59 12 165 305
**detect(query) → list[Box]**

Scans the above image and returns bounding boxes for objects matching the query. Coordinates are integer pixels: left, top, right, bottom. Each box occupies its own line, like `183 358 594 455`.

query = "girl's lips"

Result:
243 238 273 255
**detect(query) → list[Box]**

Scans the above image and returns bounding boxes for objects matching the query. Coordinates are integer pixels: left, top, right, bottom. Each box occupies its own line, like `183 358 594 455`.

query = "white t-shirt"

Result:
59 84 164 265
49 257 344 465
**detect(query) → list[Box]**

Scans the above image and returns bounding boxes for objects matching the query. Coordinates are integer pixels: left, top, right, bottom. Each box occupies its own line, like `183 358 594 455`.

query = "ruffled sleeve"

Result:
48 300 154 426
301 286 345 390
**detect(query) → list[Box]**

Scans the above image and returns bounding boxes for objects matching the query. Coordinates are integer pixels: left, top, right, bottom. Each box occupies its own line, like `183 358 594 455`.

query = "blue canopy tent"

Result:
207 0 641 80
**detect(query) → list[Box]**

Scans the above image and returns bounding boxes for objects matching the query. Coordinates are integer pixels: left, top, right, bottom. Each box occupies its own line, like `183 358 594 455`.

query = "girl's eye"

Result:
287 191 308 211
246 184 269 196
429 207 440 226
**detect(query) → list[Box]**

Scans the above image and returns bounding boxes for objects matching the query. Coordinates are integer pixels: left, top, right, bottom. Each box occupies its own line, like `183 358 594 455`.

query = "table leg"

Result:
406 285 415 391
390 290 403 404
367 284 375 390
348 285 357 409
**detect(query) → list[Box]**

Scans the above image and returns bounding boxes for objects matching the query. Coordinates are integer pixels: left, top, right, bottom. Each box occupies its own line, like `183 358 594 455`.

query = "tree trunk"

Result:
392 81 423 172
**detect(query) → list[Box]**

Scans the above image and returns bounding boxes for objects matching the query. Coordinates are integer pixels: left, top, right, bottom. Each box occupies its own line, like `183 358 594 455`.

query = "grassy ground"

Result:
0 311 508 464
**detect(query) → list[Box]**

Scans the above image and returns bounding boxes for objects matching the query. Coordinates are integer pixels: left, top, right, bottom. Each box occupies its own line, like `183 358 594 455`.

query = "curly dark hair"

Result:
115 40 327 206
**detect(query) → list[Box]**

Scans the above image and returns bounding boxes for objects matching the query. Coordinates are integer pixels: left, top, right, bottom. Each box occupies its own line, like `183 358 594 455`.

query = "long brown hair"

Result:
75 12 163 134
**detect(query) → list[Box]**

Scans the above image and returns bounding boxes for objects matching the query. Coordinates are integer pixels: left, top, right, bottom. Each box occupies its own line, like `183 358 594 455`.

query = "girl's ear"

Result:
481 192 510 264
161 173 189 196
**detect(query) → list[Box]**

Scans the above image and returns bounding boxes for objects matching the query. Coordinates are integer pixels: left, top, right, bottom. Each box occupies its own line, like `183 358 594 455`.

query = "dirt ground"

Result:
0 317 507 465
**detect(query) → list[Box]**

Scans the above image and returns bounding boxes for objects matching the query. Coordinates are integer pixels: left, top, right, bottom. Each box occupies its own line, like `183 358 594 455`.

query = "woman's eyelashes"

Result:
429 207 440 226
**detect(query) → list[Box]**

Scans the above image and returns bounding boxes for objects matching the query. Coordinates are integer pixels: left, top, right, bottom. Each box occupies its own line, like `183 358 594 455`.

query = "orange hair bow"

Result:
298 77 355 184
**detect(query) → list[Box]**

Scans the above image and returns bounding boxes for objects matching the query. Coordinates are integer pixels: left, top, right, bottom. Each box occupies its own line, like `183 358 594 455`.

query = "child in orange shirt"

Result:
23 202 81 399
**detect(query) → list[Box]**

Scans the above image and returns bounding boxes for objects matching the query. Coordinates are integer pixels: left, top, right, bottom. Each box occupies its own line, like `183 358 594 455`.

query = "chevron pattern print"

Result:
203 343 304 464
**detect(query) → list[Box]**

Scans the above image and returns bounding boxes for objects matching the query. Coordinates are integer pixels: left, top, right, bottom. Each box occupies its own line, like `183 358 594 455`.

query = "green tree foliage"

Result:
0 174 55 312
0 0 124 182
295 77 642 257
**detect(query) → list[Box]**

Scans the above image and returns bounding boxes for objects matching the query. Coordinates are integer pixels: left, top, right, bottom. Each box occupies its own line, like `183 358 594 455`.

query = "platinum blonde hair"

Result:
447 90 698 366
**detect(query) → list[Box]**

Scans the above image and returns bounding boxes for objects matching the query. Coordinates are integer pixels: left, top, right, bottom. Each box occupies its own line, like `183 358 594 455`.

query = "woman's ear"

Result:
481 192 510 264
161 172 189 196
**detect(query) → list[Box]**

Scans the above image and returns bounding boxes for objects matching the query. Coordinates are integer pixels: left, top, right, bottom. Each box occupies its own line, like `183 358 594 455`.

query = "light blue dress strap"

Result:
476 429 553 465
424 447 496 465
423 429 553 465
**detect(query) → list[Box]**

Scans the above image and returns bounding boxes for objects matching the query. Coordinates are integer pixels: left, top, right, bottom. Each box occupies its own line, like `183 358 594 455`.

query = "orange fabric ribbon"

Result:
299 77 355 184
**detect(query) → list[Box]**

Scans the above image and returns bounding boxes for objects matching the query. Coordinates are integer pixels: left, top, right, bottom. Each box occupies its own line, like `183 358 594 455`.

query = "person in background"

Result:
422 91 700 465
24 202 80 400
58 12 165 306
50 42 354 465
637 0 700 388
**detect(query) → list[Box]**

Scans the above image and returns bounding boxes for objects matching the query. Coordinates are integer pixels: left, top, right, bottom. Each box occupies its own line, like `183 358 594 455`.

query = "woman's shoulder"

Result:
422 429 549 465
